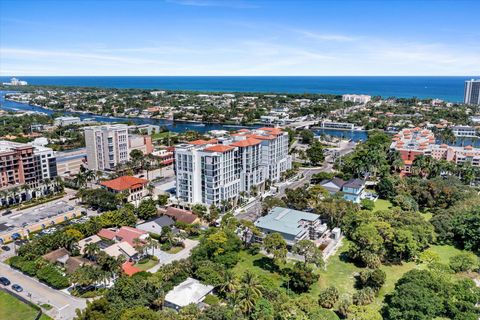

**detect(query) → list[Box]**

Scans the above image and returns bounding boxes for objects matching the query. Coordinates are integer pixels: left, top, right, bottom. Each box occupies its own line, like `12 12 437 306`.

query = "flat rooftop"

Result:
165 277 214 308
254 207 319 237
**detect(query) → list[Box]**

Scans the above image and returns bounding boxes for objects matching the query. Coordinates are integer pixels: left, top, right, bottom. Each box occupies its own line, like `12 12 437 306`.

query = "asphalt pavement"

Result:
0 262 87 320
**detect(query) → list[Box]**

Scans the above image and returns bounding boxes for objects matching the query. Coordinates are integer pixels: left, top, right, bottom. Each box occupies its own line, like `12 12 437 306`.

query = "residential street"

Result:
0 262 87 320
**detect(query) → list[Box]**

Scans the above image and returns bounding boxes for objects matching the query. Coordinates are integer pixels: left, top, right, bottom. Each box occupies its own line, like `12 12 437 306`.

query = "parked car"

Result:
1 210 12 216
0 277 11 286
11 284 23 292
1 245 11 251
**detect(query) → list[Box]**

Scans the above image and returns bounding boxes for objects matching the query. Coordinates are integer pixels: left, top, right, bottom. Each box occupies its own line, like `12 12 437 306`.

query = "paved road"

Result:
0 262 86 320
236 163 329 221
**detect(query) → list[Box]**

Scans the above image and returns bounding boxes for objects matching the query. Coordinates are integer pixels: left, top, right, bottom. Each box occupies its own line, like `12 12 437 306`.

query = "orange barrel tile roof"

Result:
203 145 235 153
100 176 148 191
230 138 262 147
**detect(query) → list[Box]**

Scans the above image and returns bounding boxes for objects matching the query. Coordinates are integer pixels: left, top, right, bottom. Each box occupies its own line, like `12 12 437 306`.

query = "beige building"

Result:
84 124 129 171
55 148 86 176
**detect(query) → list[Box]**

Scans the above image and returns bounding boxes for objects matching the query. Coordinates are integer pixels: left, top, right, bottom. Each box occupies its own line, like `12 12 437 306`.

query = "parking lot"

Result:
0 201 75 232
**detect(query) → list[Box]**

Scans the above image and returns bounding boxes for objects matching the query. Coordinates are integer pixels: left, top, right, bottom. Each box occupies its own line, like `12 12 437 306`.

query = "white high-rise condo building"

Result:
84 124 129 171
174 128 292 206
342 94 371 104
464 79 480 105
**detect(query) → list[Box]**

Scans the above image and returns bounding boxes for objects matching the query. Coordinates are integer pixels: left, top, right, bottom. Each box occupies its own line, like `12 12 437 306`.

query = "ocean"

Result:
0 76 475 102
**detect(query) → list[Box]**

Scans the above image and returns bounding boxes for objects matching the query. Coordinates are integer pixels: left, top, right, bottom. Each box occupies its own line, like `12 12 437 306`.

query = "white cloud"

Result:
1 32 479 76
296 30 356 42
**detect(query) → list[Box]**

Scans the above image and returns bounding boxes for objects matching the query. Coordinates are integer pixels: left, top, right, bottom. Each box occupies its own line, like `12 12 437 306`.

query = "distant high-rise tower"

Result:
464 79 480 105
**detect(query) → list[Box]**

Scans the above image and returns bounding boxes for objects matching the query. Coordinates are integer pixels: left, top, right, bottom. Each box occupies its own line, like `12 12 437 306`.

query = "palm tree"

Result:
84 243 101 261
20 184 31 201
152 290 165 310
84 170 96 188
9 187 20 204
73 172 87 189
0 190 7 206
147 184 155 197
145 237 158 256
219 270 238 296
238 271 263 315
133 238 146 257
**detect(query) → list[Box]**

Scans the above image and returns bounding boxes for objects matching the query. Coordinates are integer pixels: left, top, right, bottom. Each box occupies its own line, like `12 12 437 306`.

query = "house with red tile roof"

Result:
98 226 149 247
163 207 199 224
100 175 148 204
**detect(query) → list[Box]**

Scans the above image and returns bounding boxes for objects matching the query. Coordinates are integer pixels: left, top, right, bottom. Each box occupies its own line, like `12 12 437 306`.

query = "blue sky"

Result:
1 0 479 76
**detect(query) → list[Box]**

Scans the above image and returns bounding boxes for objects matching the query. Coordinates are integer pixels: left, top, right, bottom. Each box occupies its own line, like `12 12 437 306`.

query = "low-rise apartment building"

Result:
451 125 477 138
254 207 327 246
100 175 149 204
390 127 480 173
174 128 291 206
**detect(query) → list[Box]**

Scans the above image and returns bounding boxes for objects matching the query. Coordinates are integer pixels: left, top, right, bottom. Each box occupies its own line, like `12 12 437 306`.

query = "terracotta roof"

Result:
203 145 235 153
187 139 218 145
188 139 209 145
116 226 148 247
246 134 275 140
164 207 198 224
100 176 148 191
237 129 251 133
122 261 142 276
258 127 283 135
230 138 262 147
98 228 116 240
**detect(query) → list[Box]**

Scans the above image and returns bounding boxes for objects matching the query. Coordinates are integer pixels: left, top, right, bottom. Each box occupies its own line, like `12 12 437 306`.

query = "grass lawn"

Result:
134 258 159 271
423 245 465 264
233 251 285 288
373 199 392 212
151 132 174 140
166 246 184 254
0 290 39 320
233 243 469 313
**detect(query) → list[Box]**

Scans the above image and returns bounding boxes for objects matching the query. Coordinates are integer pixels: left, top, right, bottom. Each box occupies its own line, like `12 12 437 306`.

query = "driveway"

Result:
0 262 86 320
147 239 199 273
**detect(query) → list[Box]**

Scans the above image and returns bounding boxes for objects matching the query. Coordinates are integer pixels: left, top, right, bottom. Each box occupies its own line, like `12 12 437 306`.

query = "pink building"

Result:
390 127 480 174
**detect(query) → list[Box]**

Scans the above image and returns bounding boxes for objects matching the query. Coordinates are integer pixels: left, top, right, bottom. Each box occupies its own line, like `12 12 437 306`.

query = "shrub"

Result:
357 269 386 291
353 287 375 306
319 286 339 309
8 256 37 276
36 264 70 289
203 294 220 306
449 252 479 273
360 199 375 211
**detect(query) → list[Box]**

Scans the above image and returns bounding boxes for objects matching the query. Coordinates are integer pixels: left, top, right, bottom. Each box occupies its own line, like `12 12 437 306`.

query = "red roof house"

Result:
100 176 148 192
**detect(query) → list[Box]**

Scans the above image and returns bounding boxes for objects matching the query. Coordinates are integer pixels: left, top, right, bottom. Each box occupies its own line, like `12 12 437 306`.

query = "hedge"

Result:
9 256 70 289
36 265 70 289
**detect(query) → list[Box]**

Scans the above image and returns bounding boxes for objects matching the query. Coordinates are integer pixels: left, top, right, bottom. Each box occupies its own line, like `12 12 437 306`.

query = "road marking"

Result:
59 304 70 311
